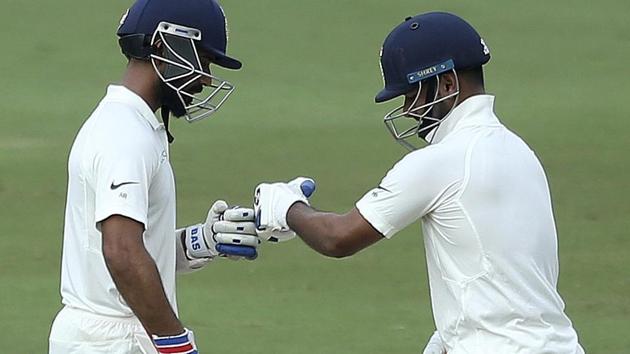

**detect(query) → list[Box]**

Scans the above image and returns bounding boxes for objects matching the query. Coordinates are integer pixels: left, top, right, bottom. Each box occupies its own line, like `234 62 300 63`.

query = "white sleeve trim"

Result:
355 198 397 239
95 205 148 229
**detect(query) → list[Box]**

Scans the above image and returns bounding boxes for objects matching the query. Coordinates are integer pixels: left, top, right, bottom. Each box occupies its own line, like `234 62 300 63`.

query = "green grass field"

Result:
1 0 629 352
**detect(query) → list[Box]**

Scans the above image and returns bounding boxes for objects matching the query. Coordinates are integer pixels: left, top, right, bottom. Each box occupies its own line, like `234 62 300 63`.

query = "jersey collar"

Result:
429 94 499 144
104 85 164 130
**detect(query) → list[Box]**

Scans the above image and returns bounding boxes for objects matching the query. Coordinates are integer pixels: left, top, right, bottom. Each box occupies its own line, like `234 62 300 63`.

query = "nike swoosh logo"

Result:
110 181 139 190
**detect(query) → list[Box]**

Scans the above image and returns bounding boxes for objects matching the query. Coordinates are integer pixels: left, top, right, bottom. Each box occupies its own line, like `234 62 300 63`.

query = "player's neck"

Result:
121 59 161 112
458 82 486 103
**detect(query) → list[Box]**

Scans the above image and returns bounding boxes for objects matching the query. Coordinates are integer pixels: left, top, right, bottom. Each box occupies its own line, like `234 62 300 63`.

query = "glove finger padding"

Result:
212 220 257 235
222 207 255 222
214 233 260 247
207 200 229 225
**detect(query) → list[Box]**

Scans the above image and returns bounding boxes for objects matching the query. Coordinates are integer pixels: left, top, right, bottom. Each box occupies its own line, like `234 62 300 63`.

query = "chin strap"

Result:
161 106 175 143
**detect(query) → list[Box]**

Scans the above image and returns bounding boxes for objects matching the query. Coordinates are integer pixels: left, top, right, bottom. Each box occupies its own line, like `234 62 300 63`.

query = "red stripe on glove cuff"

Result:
155 343 194 353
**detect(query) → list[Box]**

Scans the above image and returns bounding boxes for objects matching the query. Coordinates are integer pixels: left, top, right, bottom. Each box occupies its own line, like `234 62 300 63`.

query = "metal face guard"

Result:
383 70 459 150
150 22 235 122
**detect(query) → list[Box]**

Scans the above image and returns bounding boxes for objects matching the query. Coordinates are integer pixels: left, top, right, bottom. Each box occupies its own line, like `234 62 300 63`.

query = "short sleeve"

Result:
355 147 460 239
93 137 158 228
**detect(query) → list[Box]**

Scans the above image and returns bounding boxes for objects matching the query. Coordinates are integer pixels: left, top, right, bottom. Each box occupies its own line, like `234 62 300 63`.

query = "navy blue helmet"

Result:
117 0 241 127
118 0 240 69
376 12 490 103
377 12 491 150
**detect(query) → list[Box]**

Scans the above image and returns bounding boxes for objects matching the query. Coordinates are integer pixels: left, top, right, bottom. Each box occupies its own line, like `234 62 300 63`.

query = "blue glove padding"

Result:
216 244 258 260
299 179 316 198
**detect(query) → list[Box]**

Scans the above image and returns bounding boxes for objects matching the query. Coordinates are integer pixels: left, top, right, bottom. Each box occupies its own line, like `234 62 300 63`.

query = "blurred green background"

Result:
1 0 629 352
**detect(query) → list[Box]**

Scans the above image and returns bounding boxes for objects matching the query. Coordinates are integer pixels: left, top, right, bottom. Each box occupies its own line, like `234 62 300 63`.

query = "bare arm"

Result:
101 215 183 336
286 203 383 258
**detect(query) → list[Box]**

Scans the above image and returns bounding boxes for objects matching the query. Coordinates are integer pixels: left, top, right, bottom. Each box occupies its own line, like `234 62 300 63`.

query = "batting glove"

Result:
422 331 446 354
152 328 198 354
254 177 316 242
183 200 259 263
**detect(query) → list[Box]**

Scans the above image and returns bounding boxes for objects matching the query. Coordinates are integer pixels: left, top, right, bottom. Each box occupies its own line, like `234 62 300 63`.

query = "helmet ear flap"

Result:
118 34 155 60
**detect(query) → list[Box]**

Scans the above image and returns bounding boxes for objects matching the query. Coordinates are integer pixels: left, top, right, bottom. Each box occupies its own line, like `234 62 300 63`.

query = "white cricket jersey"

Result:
60 85 177 317
356 95 583 353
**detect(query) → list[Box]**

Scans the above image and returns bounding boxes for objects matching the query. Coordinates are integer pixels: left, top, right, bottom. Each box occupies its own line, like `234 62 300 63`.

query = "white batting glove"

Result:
183 200 259 262
152 328 198 354
254 177 316 242
422 331 446 354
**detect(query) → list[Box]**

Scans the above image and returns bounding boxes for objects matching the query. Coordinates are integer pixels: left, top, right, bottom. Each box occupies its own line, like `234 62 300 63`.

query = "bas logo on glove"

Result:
189 226 203 251
254 177 316 243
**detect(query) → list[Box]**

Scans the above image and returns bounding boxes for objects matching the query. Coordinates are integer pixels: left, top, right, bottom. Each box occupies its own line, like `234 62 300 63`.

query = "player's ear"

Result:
440 72 457 95
152 39 164 56
151 40 169 73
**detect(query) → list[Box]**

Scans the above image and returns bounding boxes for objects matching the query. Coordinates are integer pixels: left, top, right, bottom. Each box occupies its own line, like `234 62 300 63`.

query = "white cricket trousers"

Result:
49 306 158 354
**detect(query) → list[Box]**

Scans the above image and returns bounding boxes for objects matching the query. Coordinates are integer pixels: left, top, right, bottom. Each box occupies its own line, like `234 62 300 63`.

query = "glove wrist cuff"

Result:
152 328 198 354
278 198 306 229
184 223 216 259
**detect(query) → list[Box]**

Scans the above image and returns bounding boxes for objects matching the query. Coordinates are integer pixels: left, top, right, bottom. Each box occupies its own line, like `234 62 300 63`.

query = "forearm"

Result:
286 202 354 257
257 179 383 257
105 244 183 335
